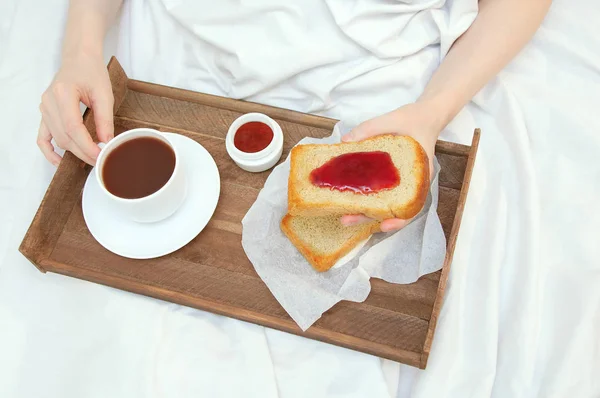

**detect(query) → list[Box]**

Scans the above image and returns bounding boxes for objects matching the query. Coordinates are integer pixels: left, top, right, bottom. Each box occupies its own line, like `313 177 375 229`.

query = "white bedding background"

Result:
1 0 599 397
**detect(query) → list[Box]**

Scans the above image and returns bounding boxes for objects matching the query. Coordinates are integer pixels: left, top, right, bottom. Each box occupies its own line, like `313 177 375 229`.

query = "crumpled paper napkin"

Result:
242 124 446 330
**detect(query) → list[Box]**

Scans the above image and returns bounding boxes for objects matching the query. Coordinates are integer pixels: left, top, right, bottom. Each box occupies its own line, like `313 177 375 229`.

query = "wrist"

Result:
62 46 104 67
414 94 456 134
62 45 103 65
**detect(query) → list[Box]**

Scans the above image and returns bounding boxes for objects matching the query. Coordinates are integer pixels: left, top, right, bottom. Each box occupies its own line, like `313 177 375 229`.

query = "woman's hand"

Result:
340 102 442 232
37 52 114 166
339 0 551 232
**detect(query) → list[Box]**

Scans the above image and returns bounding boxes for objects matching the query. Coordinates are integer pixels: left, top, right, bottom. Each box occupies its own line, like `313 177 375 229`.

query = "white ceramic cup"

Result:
95 128 187 223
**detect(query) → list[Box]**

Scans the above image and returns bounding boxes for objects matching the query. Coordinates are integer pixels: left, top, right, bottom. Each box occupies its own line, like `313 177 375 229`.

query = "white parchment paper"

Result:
242 124 446 330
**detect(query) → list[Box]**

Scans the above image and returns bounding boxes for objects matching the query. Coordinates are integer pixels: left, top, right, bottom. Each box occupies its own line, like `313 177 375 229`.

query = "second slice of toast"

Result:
281 214 380 272
288 134 429 220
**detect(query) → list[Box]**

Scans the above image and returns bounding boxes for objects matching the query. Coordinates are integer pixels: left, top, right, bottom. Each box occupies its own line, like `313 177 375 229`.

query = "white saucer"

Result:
82 133 220 259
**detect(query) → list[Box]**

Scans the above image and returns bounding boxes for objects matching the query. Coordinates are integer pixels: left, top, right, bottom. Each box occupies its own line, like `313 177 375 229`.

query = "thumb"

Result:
380 218 410 232
91 86 115 143
341 112 395 143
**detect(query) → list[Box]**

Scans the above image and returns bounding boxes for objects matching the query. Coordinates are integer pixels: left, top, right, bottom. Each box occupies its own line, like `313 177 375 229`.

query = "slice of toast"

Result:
281 213 380 272
288 134 429 220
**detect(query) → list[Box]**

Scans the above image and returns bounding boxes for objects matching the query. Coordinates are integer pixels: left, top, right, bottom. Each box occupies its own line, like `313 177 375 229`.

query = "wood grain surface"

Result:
19 57 478 368
420 129 480 368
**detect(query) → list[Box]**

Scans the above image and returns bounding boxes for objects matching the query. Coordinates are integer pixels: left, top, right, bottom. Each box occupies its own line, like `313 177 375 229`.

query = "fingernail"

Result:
341 133 353 142
340 218 353 226
340 216 357 226
380 223 398 233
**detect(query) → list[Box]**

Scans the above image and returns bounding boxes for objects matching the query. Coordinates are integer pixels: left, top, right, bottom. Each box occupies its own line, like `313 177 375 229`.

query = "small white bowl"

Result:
226 112 283 173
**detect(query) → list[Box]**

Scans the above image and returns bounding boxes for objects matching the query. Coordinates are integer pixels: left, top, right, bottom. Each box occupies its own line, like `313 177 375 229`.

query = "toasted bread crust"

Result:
287 145 305 216
399 138 430 219
287 135 430 220
280 214 379 272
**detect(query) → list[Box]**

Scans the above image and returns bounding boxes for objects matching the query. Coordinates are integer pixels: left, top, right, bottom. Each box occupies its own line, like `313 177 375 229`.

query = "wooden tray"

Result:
20 57 479 369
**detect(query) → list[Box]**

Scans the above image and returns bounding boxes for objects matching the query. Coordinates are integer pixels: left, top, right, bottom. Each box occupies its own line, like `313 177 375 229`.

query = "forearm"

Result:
418 0 551 135
62 0 123 59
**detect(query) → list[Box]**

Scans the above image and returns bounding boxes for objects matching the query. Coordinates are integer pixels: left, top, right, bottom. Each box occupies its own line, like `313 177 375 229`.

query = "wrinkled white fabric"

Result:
1 0 599 397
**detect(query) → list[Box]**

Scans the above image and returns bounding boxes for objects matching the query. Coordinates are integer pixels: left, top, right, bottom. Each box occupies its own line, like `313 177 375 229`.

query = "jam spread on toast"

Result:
234 122 273 153
309 151 400 194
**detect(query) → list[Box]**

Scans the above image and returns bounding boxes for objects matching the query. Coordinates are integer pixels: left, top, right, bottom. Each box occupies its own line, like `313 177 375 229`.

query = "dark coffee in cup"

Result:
102 137 176 199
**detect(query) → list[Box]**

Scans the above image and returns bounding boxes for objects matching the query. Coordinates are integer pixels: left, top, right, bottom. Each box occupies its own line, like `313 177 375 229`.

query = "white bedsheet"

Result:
1 0 599 397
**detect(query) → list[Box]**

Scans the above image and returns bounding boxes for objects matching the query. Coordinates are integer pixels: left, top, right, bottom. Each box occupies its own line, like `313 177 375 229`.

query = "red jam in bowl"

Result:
233 121 274 153
309 151 400 194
